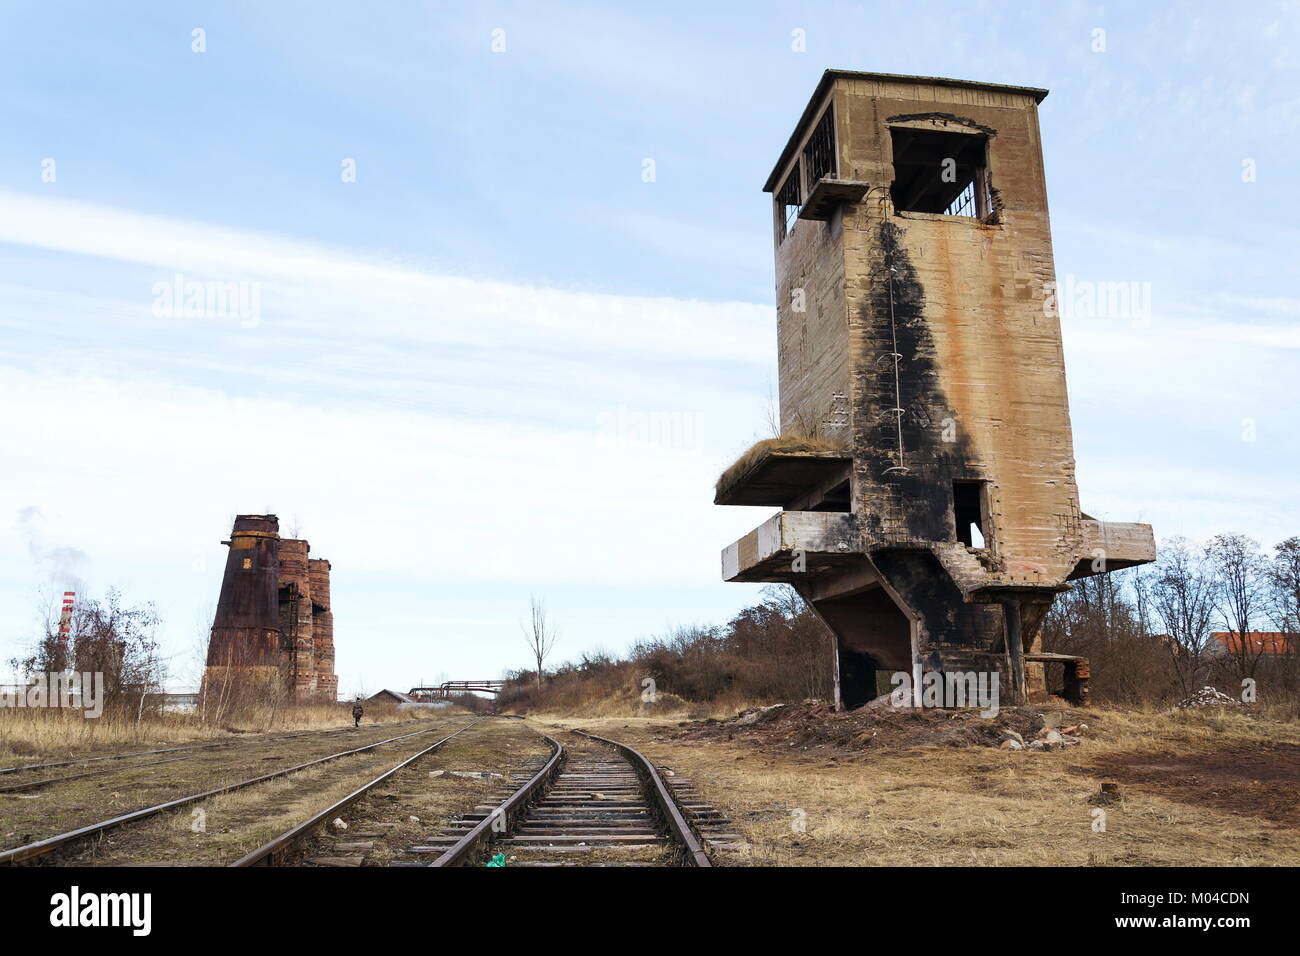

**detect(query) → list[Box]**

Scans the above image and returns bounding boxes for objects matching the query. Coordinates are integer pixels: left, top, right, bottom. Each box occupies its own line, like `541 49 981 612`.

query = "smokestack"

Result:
309 558 336 701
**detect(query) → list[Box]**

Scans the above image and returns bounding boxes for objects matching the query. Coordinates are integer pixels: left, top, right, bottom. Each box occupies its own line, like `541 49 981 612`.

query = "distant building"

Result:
1210 632 1298 656
158 687 200 713
366 689 415 704
366 689 450 709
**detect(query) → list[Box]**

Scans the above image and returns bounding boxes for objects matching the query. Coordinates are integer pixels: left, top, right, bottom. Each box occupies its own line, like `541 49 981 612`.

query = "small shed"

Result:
366 689 450 710
366 689 416 705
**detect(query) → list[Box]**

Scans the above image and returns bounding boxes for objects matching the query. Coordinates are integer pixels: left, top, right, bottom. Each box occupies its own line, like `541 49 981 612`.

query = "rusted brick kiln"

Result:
203 514 337 701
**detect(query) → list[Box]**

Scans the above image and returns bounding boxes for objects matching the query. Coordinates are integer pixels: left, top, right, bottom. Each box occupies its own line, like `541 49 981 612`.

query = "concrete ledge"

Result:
1068 519 1156 579
799 179 871 221
714 448 851 507
722 511 863 583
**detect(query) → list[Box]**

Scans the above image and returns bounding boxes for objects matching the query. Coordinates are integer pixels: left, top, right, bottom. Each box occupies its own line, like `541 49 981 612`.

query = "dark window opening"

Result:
838 648 879 711
809 478 851 513
953 480 988 548
776 165 802 241
890 127 990 218
277 585 298 651
802 105 836 187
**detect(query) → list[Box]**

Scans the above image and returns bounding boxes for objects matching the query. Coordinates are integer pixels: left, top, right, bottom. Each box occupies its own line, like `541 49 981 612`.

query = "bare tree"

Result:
11 587 165 715
1268 537 1300 633
762 379 781 439
521 596 558 693
1149 537 1219 698
1207 533 1269 680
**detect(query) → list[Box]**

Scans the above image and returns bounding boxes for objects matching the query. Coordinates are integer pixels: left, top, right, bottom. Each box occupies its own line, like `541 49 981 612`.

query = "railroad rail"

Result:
423 729 712 867
0 718 431 777
0 718 481 865
427 734 564 866
232 720 484 866
573 730 712 867
0 721 434 795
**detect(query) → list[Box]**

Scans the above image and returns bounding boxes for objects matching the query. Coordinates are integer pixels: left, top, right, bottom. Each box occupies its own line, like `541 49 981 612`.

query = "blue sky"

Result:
0 1 1296 695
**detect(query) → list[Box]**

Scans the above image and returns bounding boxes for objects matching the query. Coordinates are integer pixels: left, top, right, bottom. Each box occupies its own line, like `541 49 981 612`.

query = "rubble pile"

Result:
1178 686 1241 709
999 721 1087 751
676 700 1094 755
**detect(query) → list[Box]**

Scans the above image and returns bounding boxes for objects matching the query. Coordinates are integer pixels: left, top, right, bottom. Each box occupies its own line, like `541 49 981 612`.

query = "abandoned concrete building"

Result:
716 71 1155 710
203 514 337 701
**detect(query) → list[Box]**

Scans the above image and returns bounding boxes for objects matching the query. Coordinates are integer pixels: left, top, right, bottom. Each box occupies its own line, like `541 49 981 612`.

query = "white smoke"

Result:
14 506 89 592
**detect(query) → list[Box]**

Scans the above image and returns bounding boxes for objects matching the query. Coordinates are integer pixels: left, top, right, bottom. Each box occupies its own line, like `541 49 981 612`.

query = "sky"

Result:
0 1 1296 696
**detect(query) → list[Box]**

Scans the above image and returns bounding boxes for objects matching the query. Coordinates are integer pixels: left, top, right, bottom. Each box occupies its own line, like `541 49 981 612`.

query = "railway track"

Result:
415 729 718 867
0 717 481 865
4 718 734 868
240 723 726 868
0 717 434 787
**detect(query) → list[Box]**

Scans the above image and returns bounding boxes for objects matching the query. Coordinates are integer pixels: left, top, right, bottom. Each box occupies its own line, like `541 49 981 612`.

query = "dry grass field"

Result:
532 704 1300 867
0 713 473 853
0 702 440 766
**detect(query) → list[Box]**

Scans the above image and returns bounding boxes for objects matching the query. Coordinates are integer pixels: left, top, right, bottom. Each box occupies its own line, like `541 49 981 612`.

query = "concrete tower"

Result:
716 72 1154 710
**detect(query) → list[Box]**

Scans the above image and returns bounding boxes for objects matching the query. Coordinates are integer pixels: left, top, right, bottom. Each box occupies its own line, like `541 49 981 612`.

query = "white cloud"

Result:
0 191 778 687
0 190 1293 690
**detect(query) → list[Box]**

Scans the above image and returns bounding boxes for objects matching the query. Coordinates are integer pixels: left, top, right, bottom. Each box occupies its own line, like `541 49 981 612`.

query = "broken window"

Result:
942 179 978 217
802 105 836 187
775 165 802 242
953 480 989 548
889 127 990 218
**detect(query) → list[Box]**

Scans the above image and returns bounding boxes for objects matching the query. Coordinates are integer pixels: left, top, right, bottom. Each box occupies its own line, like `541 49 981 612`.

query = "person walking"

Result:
351 698 364 728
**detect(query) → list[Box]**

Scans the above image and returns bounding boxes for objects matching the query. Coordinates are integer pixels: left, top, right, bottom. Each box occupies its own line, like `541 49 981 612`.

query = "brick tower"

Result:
309 558 337 701
203 514 337 702
204 514 285 695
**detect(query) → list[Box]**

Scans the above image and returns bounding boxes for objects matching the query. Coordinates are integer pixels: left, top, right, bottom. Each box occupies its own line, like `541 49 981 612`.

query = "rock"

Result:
1000 739 1023 751
429 770 504 779
1028 740 1047 751
1004 730 1025 745
1088 782 1123 806
332 818 348 830
735 703 786 726
408 815 420 823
